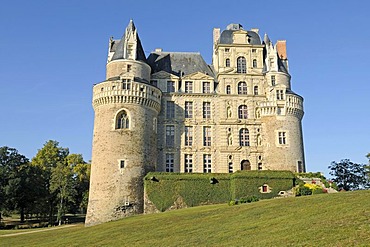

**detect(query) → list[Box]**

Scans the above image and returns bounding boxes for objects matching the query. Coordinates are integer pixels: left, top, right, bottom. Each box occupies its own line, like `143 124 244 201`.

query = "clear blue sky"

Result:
1 0 369 176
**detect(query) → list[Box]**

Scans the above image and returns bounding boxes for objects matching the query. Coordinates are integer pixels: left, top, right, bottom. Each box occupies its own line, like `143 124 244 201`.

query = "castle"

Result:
86 20 305 226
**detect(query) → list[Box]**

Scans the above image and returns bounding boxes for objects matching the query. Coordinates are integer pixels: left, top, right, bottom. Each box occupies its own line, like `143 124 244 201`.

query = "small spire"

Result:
264 33 271 44
126 19 136 33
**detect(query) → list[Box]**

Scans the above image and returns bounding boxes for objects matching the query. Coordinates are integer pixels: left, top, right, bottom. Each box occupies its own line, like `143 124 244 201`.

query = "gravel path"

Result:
0 224 78 237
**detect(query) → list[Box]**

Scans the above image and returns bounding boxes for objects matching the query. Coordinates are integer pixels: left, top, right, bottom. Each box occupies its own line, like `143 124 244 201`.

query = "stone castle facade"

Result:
86 20 305 226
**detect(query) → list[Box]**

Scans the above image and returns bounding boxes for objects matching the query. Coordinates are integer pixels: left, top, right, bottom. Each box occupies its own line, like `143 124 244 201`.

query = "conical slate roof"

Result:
110 20 147 63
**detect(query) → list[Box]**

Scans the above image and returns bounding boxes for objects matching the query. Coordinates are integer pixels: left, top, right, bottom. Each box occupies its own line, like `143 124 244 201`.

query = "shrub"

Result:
145 171 294 211
297 185 312 196
228 200 237 206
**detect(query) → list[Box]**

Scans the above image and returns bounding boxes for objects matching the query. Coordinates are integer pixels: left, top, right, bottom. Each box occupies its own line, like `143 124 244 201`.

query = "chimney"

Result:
276 40 287 59
154 48 163 53
250 28 259 34
213 28 220 44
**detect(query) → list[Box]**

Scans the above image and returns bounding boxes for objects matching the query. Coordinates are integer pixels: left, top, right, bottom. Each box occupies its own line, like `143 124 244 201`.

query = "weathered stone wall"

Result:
86 58 161 226
106 59 151 81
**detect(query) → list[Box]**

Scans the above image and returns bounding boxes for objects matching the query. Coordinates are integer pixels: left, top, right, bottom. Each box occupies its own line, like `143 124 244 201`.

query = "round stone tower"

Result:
85 20 162 226
258 36 305 172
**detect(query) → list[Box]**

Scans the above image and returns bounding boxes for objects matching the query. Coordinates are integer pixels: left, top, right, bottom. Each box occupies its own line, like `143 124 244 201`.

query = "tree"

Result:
50 162 76 225
0 146 32 222
31 140 69 225
4 163 46 222
328 159 369 191
71 160 90 213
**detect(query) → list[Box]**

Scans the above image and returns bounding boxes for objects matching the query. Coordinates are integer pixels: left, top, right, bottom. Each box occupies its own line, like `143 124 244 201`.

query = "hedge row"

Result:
144 171 295 212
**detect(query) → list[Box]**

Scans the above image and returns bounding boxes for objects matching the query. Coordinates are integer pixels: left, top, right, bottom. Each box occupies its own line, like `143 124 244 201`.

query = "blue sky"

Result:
1 1 369 176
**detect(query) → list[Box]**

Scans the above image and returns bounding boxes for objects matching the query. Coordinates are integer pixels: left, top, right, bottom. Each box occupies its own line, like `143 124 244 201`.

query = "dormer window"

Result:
167 81 175 93
122 79 131 90
150 80 157 86
185 81 193 93
203 81 211 93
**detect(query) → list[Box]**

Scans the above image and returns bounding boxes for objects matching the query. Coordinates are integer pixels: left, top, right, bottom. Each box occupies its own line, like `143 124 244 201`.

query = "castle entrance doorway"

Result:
241 160 251 170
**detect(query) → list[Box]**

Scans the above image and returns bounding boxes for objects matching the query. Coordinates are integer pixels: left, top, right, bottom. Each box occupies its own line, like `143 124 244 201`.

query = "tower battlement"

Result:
92 80 161 111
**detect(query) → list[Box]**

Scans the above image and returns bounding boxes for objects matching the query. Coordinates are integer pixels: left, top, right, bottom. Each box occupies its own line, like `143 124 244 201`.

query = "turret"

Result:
259 35 305 173
86 20 162 226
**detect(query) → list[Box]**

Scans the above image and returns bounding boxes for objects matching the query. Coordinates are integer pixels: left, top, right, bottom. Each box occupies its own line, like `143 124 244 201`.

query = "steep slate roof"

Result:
147 52 215 78
110 20 147 63
219 30 262 45
278 57 289 74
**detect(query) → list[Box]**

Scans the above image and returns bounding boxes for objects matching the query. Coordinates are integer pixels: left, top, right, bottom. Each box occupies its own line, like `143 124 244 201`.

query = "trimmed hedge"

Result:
144 171 295 212
231 171 295 200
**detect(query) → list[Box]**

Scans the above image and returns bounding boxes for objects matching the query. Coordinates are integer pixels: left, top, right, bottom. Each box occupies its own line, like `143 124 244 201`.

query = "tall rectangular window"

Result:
203 102 211 119
228 162 233 173
237 57 247 73
166 125 175 147
239 128 250 146
278 131 286 145
297 161 304 173
254 86 258 95
166 101 175 119
226 85 231 94
203 81 211 93
185 154 193 173
185 81 193 93
225 59 230 67
185 101 193 118
120 160 125 169
276 90 284 100
167 81 175 93
203 154 212 173
258 163 263 170
203 126 211 146
185 126 193 146
271 75 276 86
166 153 174 172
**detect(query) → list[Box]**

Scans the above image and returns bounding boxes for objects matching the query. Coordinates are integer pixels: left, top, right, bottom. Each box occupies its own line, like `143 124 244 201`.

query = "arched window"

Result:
238 81 247 94
253 59 257 68
238 105 248 119
237 57 246 73
116 110 129 129
241 160 251 170
239 128 250 146
225 58 230 67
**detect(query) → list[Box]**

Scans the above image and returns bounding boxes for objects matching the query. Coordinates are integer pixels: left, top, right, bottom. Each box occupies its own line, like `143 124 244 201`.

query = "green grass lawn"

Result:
1 191 370 246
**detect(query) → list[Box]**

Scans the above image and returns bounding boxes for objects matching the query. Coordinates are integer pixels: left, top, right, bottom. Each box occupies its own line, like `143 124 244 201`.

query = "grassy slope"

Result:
1 191 370 246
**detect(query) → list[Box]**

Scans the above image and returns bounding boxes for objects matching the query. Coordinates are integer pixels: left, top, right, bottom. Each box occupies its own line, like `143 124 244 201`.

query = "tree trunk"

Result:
20 207 25 223
58 197 63 226
49 198 54 226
